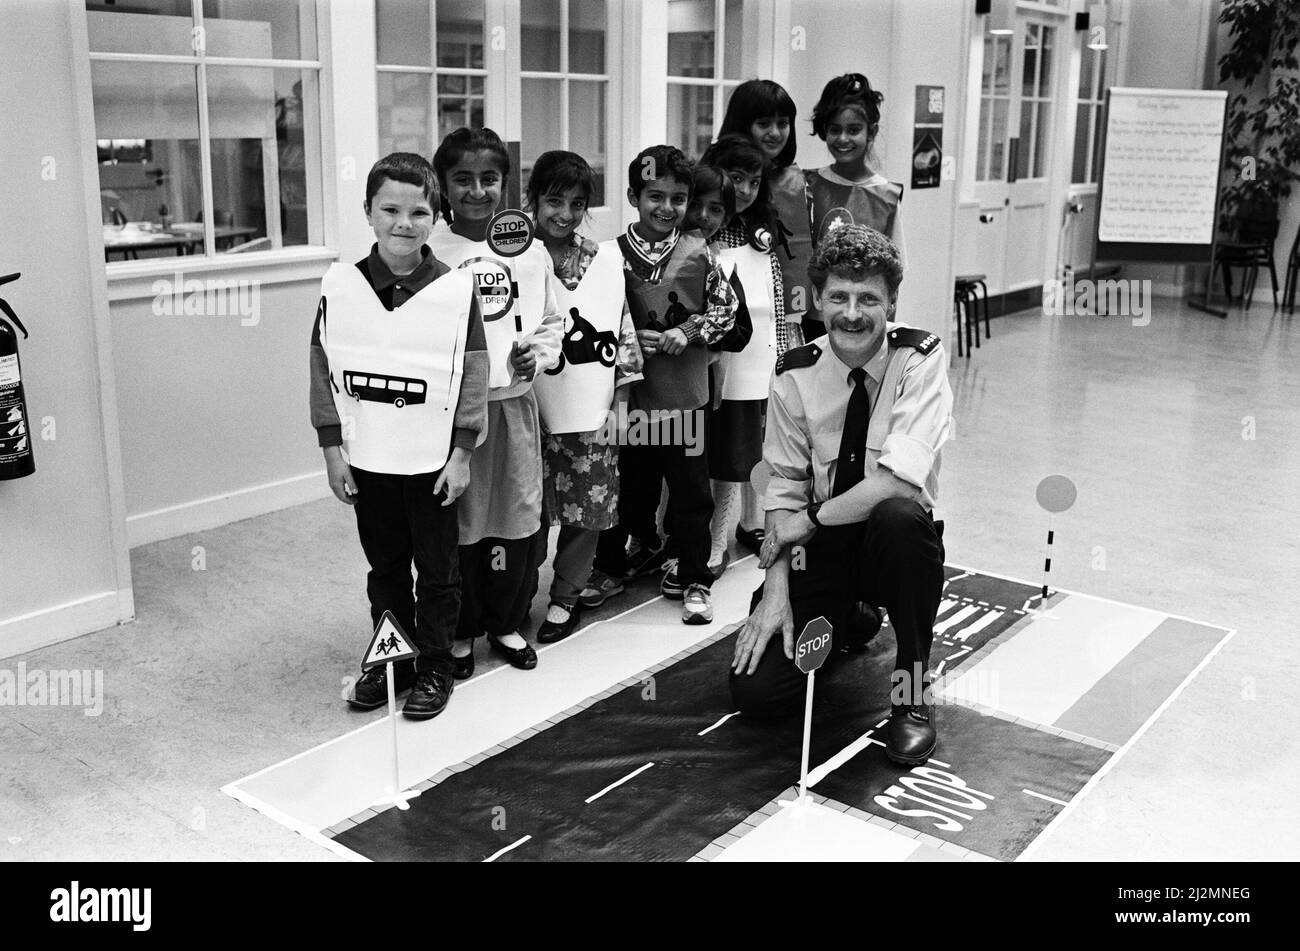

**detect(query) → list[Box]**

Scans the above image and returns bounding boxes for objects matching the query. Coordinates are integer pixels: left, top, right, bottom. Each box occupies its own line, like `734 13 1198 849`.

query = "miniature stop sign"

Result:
794 616 833 674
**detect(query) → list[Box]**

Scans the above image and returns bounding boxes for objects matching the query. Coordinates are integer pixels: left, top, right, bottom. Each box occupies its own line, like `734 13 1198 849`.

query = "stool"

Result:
954 274 988 358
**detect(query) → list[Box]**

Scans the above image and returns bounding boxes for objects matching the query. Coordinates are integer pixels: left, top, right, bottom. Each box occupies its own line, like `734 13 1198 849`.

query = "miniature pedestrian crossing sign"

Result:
361 611 417 670
795 616 834 674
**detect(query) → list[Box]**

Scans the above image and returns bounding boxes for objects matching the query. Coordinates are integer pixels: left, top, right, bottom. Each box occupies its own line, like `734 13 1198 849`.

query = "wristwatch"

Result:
805 501 824 527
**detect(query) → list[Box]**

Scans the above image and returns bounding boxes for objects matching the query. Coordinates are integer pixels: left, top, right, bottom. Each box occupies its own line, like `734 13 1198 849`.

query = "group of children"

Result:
310 73 906 719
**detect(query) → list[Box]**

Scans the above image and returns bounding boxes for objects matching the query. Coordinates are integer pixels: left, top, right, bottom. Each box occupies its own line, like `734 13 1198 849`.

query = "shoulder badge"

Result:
775 342 822 375
888 327 940 355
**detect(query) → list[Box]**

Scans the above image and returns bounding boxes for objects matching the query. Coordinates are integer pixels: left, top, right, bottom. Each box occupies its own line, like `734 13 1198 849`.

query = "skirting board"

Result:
0 589 132 661
126 470 332 549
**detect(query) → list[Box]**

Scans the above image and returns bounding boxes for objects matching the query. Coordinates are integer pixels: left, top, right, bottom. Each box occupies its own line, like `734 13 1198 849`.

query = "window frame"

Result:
88 0 329 276
518 0 613 206
375 0 491 156
665 0 747 159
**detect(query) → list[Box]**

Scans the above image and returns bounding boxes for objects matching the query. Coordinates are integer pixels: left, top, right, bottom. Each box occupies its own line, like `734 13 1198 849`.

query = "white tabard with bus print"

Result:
428 223 550 389
319 262 473 475
717 242 778 401
532 239 624 434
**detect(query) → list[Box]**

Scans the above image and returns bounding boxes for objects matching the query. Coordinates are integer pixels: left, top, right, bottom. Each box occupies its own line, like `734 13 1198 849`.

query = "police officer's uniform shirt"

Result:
763 323 952 512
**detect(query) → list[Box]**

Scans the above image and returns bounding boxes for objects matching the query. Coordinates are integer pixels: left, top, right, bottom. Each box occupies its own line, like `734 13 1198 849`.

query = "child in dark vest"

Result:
584 145 738 624
805 73 907 341
310 152 488 720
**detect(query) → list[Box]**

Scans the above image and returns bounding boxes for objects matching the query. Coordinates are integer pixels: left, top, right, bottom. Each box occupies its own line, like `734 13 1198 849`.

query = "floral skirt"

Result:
542 430 619 531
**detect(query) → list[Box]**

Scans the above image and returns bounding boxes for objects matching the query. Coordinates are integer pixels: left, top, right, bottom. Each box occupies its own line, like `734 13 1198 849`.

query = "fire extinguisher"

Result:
0 272 35 481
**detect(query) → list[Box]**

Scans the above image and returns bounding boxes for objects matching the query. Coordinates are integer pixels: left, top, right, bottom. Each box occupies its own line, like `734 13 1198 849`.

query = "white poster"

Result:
1097 88 1226 245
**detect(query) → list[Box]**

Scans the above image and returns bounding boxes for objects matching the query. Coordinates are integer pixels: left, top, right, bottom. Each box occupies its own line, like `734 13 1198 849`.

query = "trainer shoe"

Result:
402 668 454 720
735 525 765 555
578 569 625 609
625 538 669 578
347 659 416 710
660 559 685 600
681 584 714 625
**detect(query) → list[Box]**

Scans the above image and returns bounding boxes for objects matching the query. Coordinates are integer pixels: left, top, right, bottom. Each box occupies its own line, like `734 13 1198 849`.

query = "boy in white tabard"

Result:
310 152 488 720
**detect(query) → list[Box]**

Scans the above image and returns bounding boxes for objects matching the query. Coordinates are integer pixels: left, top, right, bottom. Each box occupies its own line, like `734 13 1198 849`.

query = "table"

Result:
104 225 260 260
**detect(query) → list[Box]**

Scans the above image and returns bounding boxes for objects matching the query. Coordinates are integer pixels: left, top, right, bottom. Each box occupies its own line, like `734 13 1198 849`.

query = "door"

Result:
967 11 1064 294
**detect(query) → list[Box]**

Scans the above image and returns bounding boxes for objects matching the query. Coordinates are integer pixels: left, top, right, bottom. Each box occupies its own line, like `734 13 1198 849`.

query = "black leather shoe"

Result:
347 660 416 710
488 634 538 670
402 669 454 720
886 703 937 765
536 602 581 644
735 525 765 555
451 648 475 681
839 603 883 654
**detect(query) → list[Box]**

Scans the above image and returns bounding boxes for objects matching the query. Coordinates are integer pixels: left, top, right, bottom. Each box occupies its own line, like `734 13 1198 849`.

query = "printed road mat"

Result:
313 567 1231 862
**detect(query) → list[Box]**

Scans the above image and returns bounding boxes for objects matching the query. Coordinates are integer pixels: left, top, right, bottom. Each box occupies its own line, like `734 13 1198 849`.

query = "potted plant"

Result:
1218 0 1300 222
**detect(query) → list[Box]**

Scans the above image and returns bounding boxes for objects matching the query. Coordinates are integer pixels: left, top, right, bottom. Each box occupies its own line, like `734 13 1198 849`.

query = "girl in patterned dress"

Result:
527 151 643 643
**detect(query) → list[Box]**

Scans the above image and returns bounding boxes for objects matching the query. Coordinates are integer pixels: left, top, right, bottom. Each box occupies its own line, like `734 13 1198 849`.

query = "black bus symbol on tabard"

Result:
646 291 690 331
547 307 619 375
344 371 428 408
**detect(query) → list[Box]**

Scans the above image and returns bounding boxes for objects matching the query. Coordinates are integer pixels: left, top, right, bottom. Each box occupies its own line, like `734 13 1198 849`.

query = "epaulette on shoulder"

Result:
776 342 822 375
888 327 940 355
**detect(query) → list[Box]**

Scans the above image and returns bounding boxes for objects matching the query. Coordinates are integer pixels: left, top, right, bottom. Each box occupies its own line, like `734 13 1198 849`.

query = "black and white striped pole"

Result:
1034 475 1077 605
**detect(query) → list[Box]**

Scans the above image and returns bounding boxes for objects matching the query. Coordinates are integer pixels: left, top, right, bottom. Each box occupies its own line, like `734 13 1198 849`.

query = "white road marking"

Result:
927 757 951 768
806 731 885 787
585 762 655 804
483 835 532 862
1022 789 1070 808
935 605 980 635
698 712 741 736
951 611 1003 642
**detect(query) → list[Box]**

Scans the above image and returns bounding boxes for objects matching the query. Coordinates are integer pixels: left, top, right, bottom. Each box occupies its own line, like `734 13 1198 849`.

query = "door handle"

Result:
979 213 994 223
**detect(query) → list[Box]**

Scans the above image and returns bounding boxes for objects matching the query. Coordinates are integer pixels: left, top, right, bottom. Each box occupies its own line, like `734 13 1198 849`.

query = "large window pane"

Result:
436 74 485 139
723 0 746 79
521 0 562 71
668 0 714 78
1032 101 1050 178
521 77 565 164
201 0 317 60
377 0 432 66
1038 27 1054 97
379 72 432 155
1072 103 1090 184
86 3 193 56
569 0 606 73
989 99 1008 181
437 0 485 69
93 61 207 259
569 80 607 204
206 66 317 249
668 82 713 160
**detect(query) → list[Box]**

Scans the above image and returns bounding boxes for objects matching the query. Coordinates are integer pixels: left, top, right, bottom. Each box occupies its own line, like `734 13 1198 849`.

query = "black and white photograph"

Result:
0 0 1293 921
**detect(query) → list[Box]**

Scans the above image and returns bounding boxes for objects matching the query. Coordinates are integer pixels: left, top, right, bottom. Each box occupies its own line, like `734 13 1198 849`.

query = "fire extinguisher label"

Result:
0 353 18 387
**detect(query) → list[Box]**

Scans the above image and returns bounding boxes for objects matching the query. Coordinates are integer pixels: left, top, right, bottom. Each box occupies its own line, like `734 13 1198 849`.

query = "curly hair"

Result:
807 225 903 295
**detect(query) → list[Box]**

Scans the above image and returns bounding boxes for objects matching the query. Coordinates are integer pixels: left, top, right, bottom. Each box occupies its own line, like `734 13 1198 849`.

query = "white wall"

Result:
0 0 134 658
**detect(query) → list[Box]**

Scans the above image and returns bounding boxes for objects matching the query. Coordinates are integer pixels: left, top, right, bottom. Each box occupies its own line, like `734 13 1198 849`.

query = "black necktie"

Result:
832 367 870 497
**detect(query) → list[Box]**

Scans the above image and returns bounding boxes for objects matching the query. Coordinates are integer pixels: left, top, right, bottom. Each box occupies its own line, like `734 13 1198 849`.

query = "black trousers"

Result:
457 530 546 641
593 416 714 587
728 496 945 718
351 466 460 675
